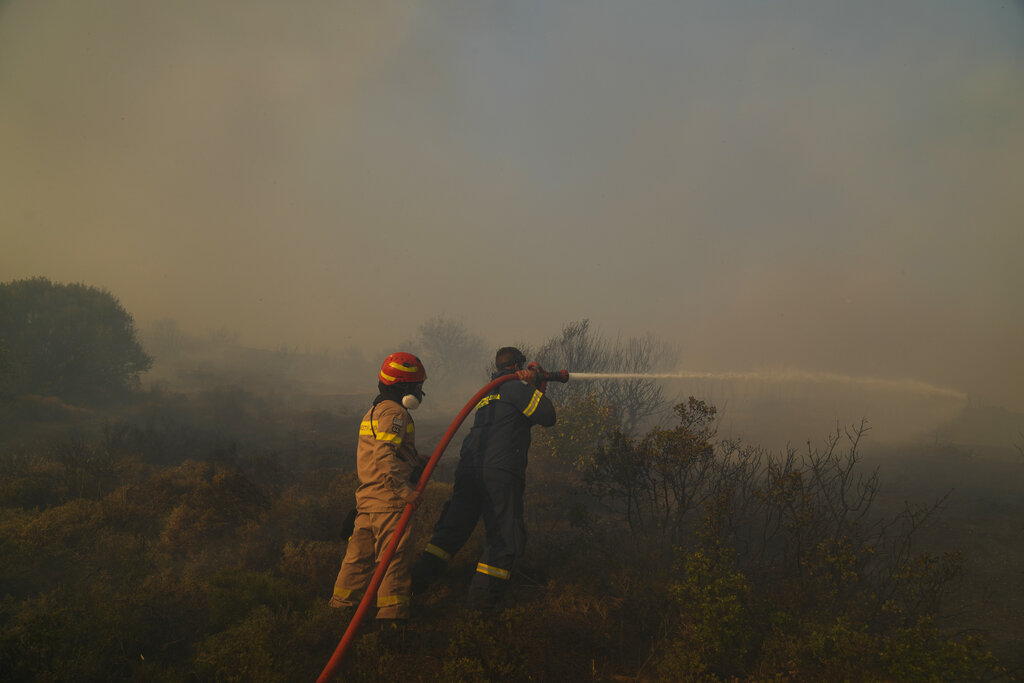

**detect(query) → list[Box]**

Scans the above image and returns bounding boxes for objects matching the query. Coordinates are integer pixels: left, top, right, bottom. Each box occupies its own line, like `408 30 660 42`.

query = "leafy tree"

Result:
0 338 9 382
0 277 152 404
537 319 677 433
403 315 488 408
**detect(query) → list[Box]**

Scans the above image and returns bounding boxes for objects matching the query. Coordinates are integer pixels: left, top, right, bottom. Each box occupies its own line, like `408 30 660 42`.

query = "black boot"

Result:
375 618 408 650
411 552 447 594
467 572 508 612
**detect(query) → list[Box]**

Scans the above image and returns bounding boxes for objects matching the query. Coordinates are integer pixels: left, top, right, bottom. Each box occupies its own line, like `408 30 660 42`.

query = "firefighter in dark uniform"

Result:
411 347 556 610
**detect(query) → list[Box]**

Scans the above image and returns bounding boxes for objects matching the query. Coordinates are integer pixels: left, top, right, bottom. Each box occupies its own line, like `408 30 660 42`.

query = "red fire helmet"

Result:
378 352 427 385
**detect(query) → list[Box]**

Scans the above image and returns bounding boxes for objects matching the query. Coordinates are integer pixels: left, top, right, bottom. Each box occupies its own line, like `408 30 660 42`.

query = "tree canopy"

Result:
538 319 677 432
402 315 488 410
0 277 152 404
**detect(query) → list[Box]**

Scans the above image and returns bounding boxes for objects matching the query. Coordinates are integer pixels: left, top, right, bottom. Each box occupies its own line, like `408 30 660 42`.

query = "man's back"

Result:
458 378 555 476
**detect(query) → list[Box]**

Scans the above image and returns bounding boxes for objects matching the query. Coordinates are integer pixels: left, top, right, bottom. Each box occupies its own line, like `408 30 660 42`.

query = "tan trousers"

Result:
330 510 415 619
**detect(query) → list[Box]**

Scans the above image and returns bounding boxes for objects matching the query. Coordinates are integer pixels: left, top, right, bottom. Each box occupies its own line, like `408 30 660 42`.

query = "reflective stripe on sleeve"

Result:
475 562 511 580
359 421 405 444
425 544 452 561
522 389 542 417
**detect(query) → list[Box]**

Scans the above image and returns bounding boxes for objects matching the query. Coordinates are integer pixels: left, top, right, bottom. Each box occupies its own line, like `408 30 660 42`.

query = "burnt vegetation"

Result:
0 286 1020 681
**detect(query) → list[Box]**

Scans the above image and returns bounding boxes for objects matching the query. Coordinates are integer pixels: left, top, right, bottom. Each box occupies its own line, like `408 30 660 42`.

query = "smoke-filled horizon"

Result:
3 0 1023 411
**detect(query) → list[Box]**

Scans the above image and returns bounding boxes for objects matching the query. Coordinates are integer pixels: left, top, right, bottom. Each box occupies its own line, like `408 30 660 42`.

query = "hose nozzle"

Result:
540 370 570 384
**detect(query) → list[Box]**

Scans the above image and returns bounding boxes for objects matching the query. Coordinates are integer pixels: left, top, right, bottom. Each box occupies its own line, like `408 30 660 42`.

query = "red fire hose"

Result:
315 370 568 682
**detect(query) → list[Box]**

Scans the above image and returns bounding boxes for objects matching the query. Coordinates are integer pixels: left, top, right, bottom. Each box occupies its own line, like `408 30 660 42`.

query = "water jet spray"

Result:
567 369 966 402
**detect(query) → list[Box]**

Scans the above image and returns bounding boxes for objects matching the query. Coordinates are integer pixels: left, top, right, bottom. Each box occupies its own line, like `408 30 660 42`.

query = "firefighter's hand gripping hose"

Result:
315 369 569 683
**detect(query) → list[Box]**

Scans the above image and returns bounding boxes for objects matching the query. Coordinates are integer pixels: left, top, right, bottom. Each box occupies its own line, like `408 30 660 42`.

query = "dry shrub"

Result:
279 539 344 587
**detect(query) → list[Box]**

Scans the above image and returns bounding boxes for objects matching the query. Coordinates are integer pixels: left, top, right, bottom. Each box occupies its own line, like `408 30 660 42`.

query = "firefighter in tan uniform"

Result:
329 352 428 625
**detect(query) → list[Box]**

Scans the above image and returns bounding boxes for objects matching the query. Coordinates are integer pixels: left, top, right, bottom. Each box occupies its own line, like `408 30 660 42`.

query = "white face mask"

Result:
402 394 421 410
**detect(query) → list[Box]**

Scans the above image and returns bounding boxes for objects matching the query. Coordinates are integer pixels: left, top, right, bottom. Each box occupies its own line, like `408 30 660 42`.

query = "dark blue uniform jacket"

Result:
457 378 556 479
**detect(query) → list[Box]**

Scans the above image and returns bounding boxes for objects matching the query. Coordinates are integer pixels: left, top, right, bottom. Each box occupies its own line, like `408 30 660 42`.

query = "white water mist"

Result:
568 370 966 402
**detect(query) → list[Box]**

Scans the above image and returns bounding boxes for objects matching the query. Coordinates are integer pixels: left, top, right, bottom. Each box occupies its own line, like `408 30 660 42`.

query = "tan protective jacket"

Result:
354 399 425 511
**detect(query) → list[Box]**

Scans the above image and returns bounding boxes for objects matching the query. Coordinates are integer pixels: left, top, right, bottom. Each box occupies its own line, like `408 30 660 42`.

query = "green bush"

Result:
659 545 756 680
437 611 525 681
0 277 151 405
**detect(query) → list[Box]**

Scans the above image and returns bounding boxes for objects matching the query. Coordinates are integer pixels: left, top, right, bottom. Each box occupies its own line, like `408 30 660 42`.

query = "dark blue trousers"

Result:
412 464 525 608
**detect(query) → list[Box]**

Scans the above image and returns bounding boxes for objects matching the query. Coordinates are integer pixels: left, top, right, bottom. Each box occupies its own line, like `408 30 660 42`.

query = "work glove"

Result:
516 368 539 387
527 362 548 392
404 489 422 509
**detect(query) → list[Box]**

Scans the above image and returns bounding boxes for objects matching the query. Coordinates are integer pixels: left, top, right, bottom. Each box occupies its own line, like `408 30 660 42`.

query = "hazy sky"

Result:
2 0 1023 410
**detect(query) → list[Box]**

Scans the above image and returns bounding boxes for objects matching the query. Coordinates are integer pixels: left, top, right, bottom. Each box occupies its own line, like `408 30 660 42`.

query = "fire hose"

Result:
315 369 569 682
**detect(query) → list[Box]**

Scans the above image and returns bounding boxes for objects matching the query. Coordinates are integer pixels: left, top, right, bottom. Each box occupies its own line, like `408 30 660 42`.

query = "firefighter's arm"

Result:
375 409 419 503
530 391 556 427
379 442 420 505
509 381 556 427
